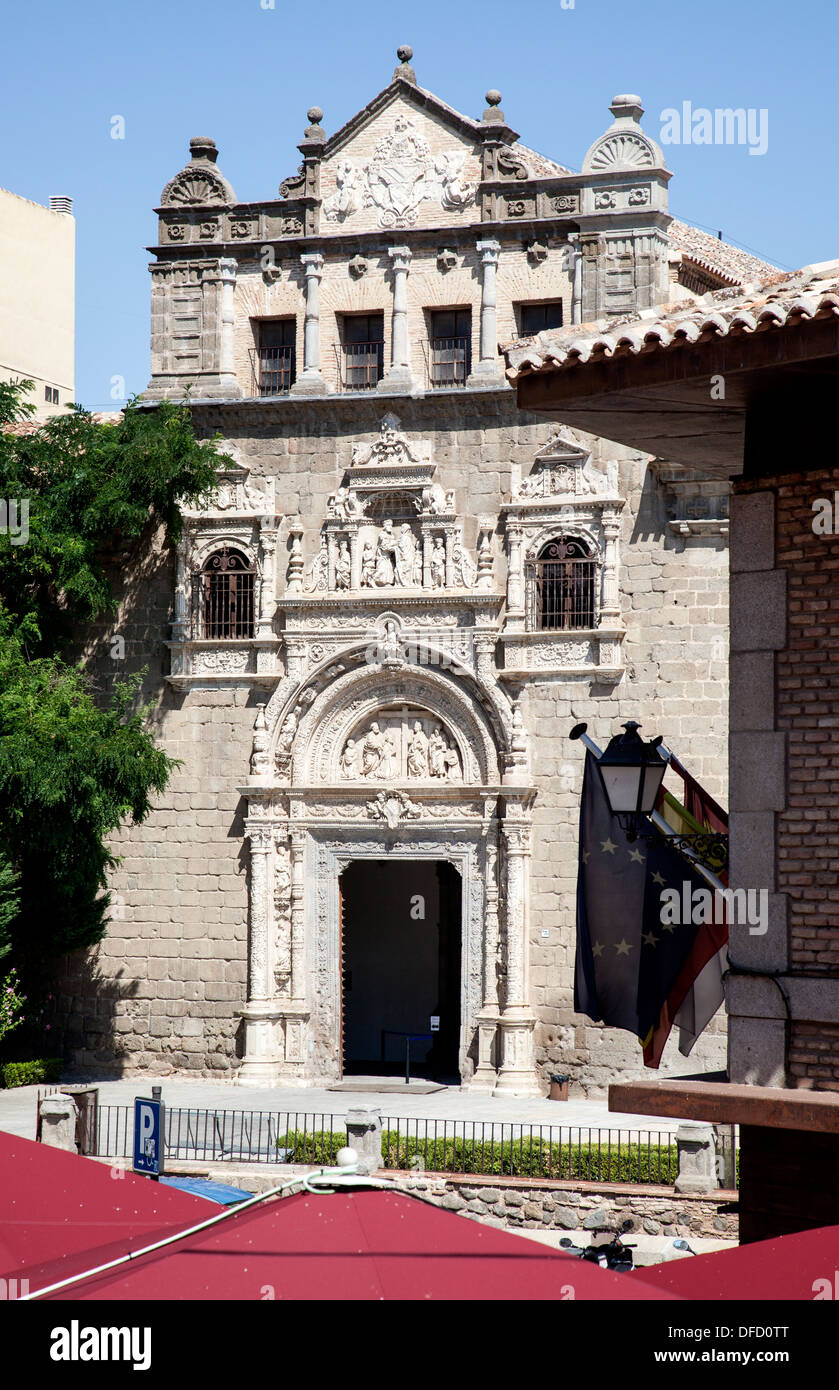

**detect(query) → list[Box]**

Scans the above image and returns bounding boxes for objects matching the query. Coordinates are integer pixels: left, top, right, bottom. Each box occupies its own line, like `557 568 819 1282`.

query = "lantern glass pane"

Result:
599 764 643 815
640 761 667 814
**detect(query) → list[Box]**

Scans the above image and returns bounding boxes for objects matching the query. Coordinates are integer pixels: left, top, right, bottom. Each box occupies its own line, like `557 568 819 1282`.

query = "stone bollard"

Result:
344 1107 382 1176
674 1121 718 1194
39 1095 79 1153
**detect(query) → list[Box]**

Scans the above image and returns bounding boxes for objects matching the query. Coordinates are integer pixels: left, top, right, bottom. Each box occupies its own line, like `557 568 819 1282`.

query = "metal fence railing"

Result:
93 1106 344 1165
68 1106 740 1187
379 1118 685 1185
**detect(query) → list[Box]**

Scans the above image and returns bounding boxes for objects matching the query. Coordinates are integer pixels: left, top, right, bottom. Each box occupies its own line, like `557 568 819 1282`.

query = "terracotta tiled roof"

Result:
2 411 123 436
503 259 839 382
513 143 574 177
668 218 777 287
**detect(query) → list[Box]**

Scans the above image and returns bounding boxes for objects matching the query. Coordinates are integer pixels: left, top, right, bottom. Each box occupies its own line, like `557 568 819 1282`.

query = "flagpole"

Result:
569 723 726 894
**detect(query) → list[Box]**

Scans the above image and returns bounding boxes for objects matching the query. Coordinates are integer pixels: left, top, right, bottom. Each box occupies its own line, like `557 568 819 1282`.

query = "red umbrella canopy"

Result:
634 1224 839 1301
0 1133 678 1302
0 1131 218 1291
32 1188 680 1302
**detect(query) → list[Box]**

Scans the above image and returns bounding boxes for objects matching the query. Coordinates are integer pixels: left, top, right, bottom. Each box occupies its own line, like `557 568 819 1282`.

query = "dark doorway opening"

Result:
340 859 461 1081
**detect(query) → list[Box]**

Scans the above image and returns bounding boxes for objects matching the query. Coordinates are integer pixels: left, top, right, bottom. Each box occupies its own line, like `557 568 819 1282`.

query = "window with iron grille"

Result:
339 313 384 390
252 319 296 395
518 301 564 337
529 536 597 630
366 492 418 520
428 308 471 387
195 548 255 639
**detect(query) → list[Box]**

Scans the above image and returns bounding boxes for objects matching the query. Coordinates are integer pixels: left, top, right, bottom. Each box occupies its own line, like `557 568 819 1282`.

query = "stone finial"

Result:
304 106 325 142
482 89 505 124
189 137 219 164
393 44 416 85
609 93 644 123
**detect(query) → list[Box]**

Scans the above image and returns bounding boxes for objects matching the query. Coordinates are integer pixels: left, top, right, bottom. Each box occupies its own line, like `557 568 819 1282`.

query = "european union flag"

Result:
574 751 714 1047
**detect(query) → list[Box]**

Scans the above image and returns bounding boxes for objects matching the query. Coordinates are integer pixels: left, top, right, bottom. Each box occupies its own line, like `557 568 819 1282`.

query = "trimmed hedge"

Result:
275 1128 681 1183
1 1058 63 1088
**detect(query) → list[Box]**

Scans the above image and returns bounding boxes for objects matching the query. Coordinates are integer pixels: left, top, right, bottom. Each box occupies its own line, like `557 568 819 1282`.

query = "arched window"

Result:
196 547 255 639
531 535 597 630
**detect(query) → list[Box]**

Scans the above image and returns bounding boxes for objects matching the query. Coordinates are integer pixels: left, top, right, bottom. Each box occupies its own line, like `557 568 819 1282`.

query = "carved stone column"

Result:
286 523 304 594
238 819 282 1085
471 825 501 1091
289 830 306 1002
256 523 277 637
380 246 414 392
291 253 327 394
468 239 503 383
600 508 622 624
506 524 526 631
495 817 540 1095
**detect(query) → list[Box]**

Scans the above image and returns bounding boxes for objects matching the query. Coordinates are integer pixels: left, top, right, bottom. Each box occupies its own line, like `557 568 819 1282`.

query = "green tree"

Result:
0 380 226 968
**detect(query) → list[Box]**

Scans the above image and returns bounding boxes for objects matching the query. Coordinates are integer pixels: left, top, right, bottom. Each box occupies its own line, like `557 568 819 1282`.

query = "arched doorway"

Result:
340 858 461 1079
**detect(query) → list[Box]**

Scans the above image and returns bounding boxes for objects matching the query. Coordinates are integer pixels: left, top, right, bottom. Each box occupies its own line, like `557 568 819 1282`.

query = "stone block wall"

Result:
56 391 728 1087
385 1172 739 1241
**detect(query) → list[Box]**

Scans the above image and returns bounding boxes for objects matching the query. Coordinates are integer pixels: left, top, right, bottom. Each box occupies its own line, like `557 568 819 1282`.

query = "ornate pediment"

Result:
510 435 618 503
182 462 277 517
320 102 480 231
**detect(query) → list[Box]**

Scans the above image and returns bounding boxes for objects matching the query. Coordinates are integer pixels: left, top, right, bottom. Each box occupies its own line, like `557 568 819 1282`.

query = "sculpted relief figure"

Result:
339 738 359 778
374 521 398 586
335 539 351 590
421 481 450 515
323 158 362 222
395 524 418 587
340 715 462 783
452 533 477 589
305 535 329 592
361 721 385 776
360 541 375 588
433 150 478 212
406 721 429 778
430 536 446 589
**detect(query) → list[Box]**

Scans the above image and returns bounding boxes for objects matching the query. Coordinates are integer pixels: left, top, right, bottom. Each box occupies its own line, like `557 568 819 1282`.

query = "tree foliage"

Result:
0 380 226 965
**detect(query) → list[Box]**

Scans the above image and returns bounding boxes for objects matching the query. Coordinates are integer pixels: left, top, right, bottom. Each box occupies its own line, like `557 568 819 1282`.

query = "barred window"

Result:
196 547 255 639
531 536 597 630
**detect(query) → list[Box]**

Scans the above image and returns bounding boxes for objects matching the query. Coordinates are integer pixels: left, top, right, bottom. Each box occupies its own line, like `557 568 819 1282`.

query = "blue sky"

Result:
2 0 835 409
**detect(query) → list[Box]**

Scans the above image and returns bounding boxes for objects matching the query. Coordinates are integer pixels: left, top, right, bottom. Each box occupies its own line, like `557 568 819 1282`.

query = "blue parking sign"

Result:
133 1097 164 1177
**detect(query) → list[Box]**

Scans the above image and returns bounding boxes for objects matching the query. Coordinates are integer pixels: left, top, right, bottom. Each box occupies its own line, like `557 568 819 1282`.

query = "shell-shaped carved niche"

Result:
338 706 463 784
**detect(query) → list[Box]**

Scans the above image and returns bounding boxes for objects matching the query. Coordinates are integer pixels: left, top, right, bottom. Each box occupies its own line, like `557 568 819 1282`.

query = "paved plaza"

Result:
0 1075 687 1143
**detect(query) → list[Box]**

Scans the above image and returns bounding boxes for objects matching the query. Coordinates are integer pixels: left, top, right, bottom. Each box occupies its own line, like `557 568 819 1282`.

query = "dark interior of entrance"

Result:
340 859 461 1080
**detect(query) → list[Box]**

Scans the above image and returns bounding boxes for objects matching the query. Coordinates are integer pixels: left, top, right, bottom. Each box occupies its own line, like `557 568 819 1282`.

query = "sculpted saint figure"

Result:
360 542 375 588
428 725 447 778
340 738 358 779
430 536 446 589
361 721 384 776
305 535 329 592
443 741 462 781
452 534 477 588
395 524 417 587
374 521 398 586
380 727 400 780
335 539 351 590
406 721 429 778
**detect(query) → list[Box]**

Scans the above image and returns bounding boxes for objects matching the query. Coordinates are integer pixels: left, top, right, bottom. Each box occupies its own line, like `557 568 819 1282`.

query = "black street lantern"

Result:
594 721 667 838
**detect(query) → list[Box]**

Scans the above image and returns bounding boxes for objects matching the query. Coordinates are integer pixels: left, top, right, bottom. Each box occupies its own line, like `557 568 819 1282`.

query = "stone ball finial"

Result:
609 93 644 123
307 106 323 125
393 44 416 85
482 90 505 125
189 137 219 164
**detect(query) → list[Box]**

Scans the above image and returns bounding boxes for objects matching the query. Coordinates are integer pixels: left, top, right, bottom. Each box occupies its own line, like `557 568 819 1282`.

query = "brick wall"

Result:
732 467 839 1091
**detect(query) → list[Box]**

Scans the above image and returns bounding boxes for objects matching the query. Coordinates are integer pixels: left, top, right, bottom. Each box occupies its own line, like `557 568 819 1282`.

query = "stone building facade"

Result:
61 50 758 1093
